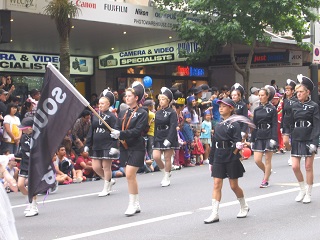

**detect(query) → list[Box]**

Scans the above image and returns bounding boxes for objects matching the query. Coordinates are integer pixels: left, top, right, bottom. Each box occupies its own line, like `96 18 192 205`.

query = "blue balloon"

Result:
143 76 152 88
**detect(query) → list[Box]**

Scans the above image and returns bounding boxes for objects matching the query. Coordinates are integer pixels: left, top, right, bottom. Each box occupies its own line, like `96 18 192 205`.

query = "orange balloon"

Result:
242 147 252 159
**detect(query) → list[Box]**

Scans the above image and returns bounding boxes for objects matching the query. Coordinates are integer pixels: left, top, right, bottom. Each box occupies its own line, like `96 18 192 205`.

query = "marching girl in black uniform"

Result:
204 98 249 224
230 83 248 140
281 79 297 166
251 85 277 188
153 87 178 187
287 75 320 203
85 90 119 197
110 81 148 216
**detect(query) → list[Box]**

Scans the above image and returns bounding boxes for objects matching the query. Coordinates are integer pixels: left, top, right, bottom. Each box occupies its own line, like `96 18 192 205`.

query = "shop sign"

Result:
99 41 199 69
211 52 290 66
0 51 94 75
5 0 37 12
177 66 205 77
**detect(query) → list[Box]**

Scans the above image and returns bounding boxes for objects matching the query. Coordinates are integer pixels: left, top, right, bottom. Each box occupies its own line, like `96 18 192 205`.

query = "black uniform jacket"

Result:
288 98 320 145
116 107 148 151
251 103 278 142
281 96 297 132
235 99 248 133
209 117 242 164
154 107 178 147
86 110 118 151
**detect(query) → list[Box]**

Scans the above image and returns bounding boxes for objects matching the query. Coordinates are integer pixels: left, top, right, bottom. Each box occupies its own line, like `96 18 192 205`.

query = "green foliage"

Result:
44 0 81 37
155 0 320 63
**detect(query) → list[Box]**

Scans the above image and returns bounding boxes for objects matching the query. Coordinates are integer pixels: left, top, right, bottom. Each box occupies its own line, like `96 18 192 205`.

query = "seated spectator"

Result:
111 159 125 178
53 145 82 184
74 147 94 181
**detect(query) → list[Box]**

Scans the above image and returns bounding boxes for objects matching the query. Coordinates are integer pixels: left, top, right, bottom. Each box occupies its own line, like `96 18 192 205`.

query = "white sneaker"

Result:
24 203 31 214
25 204 38 217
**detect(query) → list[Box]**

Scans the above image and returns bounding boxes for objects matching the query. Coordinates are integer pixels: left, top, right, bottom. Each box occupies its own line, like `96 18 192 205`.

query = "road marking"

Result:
11 192 100 209
52 183 320 240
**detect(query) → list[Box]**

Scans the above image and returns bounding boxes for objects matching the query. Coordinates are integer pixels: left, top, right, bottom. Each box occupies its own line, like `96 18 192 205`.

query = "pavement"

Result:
8 151 320 240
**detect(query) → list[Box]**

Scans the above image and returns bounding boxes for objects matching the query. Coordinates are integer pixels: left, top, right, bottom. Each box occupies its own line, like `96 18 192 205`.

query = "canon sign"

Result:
75 0 96 9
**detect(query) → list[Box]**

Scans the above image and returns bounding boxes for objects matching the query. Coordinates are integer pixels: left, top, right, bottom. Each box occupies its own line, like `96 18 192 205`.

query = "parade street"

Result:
9 152 320 240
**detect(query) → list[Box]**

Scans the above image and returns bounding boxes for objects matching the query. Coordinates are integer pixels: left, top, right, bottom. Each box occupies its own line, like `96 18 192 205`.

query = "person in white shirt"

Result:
248 87 260 114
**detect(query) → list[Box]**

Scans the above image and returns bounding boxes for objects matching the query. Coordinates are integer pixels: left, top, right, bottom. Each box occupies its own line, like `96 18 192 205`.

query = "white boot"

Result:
161 172 171 187
303 184 312 204
295 181 306 202
98 180 112 197
237 197 249 218
25 199 38 217
107 179 116 193
125 194 139 216
288 157 292 166
135 194 141 213
204 199 219 224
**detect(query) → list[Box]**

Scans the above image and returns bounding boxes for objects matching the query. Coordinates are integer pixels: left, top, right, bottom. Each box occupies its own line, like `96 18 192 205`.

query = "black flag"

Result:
28 63 89 202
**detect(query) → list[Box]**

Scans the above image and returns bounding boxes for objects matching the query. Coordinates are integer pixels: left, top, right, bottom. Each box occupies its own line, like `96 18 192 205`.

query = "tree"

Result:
44 0 81 80
155 0 320 94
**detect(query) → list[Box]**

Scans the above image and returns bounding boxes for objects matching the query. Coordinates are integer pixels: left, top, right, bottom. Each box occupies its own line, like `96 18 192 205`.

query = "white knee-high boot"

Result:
125 194 140 216
295 181 306 202
98 180 112 197
204 199 219 224
161 172 171 187
237 197 249 218
303 184 312 203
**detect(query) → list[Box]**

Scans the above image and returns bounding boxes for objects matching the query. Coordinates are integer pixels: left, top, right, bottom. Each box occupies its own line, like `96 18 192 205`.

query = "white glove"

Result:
280 128 283 134
241 132 246 139
84 146 89 153
269 139 277 148
110 129 120 139
308 144 317 153
163 139 171 147
236 142 244 150
109 147 120 156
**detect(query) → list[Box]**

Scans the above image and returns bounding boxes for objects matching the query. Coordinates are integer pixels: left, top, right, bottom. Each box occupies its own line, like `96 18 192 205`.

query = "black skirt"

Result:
291 140 316 157
120 150 145 168
251 139 276 152
91 149 119 160
212 160 245 179
153 141 180 150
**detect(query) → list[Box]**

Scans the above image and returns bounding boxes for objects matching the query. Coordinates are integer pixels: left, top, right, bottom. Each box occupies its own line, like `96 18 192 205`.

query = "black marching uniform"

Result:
281 96 297 135
153 107 179 150
17 133 32 177
251 103 278 151
234 99 248 134
86 110 119 159
288 98 320 156
209 117 245 179
116 107 148 167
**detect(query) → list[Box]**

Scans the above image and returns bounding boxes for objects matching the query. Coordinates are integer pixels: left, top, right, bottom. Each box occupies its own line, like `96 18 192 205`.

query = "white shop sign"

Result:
98 41 199 69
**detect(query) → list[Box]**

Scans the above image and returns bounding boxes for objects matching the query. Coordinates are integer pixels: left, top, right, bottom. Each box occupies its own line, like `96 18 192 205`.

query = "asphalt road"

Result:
8 151 320 240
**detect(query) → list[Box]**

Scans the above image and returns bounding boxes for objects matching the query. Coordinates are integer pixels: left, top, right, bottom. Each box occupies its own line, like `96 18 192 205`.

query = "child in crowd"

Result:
200 110 213 164
53 145 82 185
192 129 205 165
181 112 195 167
74 147 94 181
16 117 40 217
